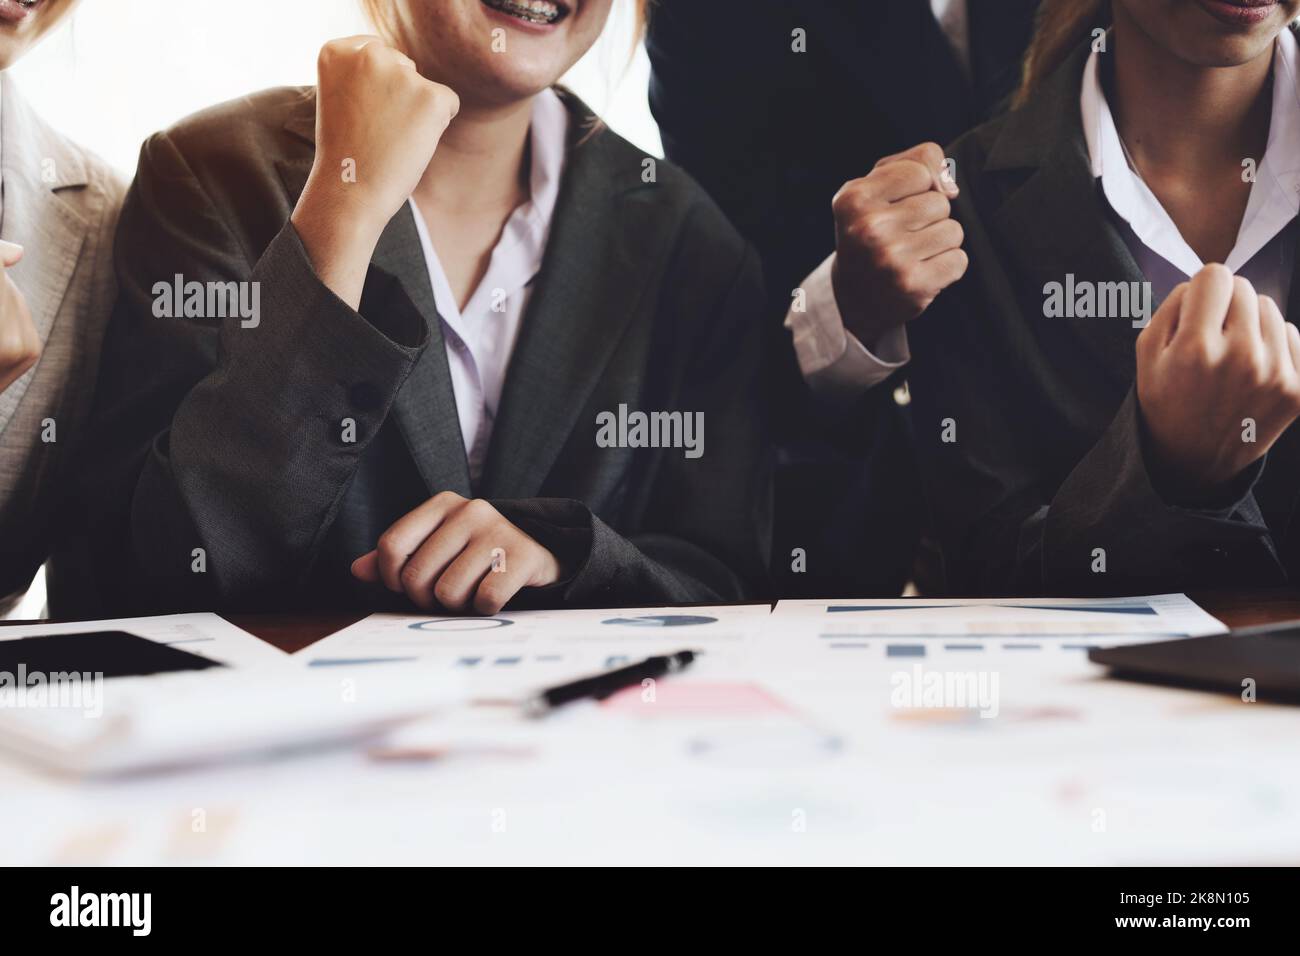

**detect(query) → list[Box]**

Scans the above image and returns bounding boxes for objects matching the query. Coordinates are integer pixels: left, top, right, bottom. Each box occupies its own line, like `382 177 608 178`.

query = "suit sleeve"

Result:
87 130 429 612
1036 389 1277 589
491 242 773 606
909 232 1282 596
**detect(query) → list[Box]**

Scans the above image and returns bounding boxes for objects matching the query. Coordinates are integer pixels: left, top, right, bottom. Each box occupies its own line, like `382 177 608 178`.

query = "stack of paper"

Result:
0 613 461 776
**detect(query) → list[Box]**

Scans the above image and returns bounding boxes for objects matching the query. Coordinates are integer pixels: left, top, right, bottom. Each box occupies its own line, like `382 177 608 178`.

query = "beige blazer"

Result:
0 74 124 612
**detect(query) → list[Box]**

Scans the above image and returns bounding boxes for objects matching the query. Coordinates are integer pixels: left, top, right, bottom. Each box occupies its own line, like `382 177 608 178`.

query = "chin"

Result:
1187 35 1279 67
464 59 570 106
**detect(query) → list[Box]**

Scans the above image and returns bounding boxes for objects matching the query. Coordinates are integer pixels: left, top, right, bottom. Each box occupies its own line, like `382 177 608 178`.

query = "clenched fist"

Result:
830 142 968 348
0 240 40 394
1137 264 1300 500
291 36 460 307
352 492 564 614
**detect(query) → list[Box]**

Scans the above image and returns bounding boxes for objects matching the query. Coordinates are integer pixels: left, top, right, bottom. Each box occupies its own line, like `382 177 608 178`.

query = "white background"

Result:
10 0 662 176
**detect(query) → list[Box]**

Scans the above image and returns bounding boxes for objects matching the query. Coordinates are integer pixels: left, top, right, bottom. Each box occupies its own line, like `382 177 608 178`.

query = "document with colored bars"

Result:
763 593 1226 664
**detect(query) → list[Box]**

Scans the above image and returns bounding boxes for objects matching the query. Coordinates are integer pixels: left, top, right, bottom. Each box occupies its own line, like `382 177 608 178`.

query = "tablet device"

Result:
1088 622 1300 703
0 630 224 680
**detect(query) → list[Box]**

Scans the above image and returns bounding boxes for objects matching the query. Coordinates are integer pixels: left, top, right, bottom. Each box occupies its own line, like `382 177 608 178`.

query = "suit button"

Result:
349 382 383 411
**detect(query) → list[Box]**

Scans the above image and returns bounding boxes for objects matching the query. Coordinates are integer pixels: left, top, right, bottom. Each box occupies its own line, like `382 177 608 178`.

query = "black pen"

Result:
524 650 698 717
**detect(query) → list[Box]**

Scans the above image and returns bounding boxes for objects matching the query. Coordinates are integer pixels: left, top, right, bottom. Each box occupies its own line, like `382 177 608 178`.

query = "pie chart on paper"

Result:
600 614 719 627
407 618 515 632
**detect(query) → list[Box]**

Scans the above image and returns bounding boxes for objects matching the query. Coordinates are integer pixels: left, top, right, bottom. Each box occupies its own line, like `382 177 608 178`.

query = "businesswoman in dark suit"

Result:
88 0 770 614
892 0 1300 594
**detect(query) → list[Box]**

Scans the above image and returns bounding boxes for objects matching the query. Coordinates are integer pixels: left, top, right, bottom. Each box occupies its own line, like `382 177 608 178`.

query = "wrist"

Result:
290 177 394 309
1138 415 1247 508
831 260 897 351
293 176 389 254
840 309 896 355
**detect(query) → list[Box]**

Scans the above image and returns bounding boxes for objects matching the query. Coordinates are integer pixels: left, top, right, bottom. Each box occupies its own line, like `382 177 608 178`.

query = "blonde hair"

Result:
359 0 650 57
1014 0 1110 108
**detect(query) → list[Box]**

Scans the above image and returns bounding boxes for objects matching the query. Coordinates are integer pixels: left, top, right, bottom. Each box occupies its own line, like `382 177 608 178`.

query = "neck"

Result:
414 95 534 214
1108 13 1275 176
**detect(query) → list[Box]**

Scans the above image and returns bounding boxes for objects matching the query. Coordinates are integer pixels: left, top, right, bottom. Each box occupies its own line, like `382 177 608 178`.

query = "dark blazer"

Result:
645 0 1040 597
81 88 771 615
907 37 1300 595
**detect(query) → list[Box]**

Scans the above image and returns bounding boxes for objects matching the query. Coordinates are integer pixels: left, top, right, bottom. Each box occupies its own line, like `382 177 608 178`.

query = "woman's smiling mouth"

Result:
481 0 569 28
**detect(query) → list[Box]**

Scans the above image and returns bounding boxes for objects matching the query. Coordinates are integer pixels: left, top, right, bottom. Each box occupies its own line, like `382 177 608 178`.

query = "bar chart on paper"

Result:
764 594 1226 661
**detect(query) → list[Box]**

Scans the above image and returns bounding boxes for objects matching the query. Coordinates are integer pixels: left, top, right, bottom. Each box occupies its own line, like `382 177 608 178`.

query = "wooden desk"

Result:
1188 589 1300 629
217 611 367 654
218 590 1300 653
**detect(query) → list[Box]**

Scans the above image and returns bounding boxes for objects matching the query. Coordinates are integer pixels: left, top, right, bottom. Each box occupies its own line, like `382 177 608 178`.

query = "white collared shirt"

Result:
787 26 1300 396
1082 29 1300 310
409 88 568 486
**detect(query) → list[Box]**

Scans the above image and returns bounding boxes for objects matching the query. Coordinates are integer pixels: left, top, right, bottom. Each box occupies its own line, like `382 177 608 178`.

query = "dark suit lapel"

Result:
372 207 473 496
801 0 973 148
0 76 89 438
477 107 654 498
982 43 1144 384
275 93 471 496
990 145 1145 381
